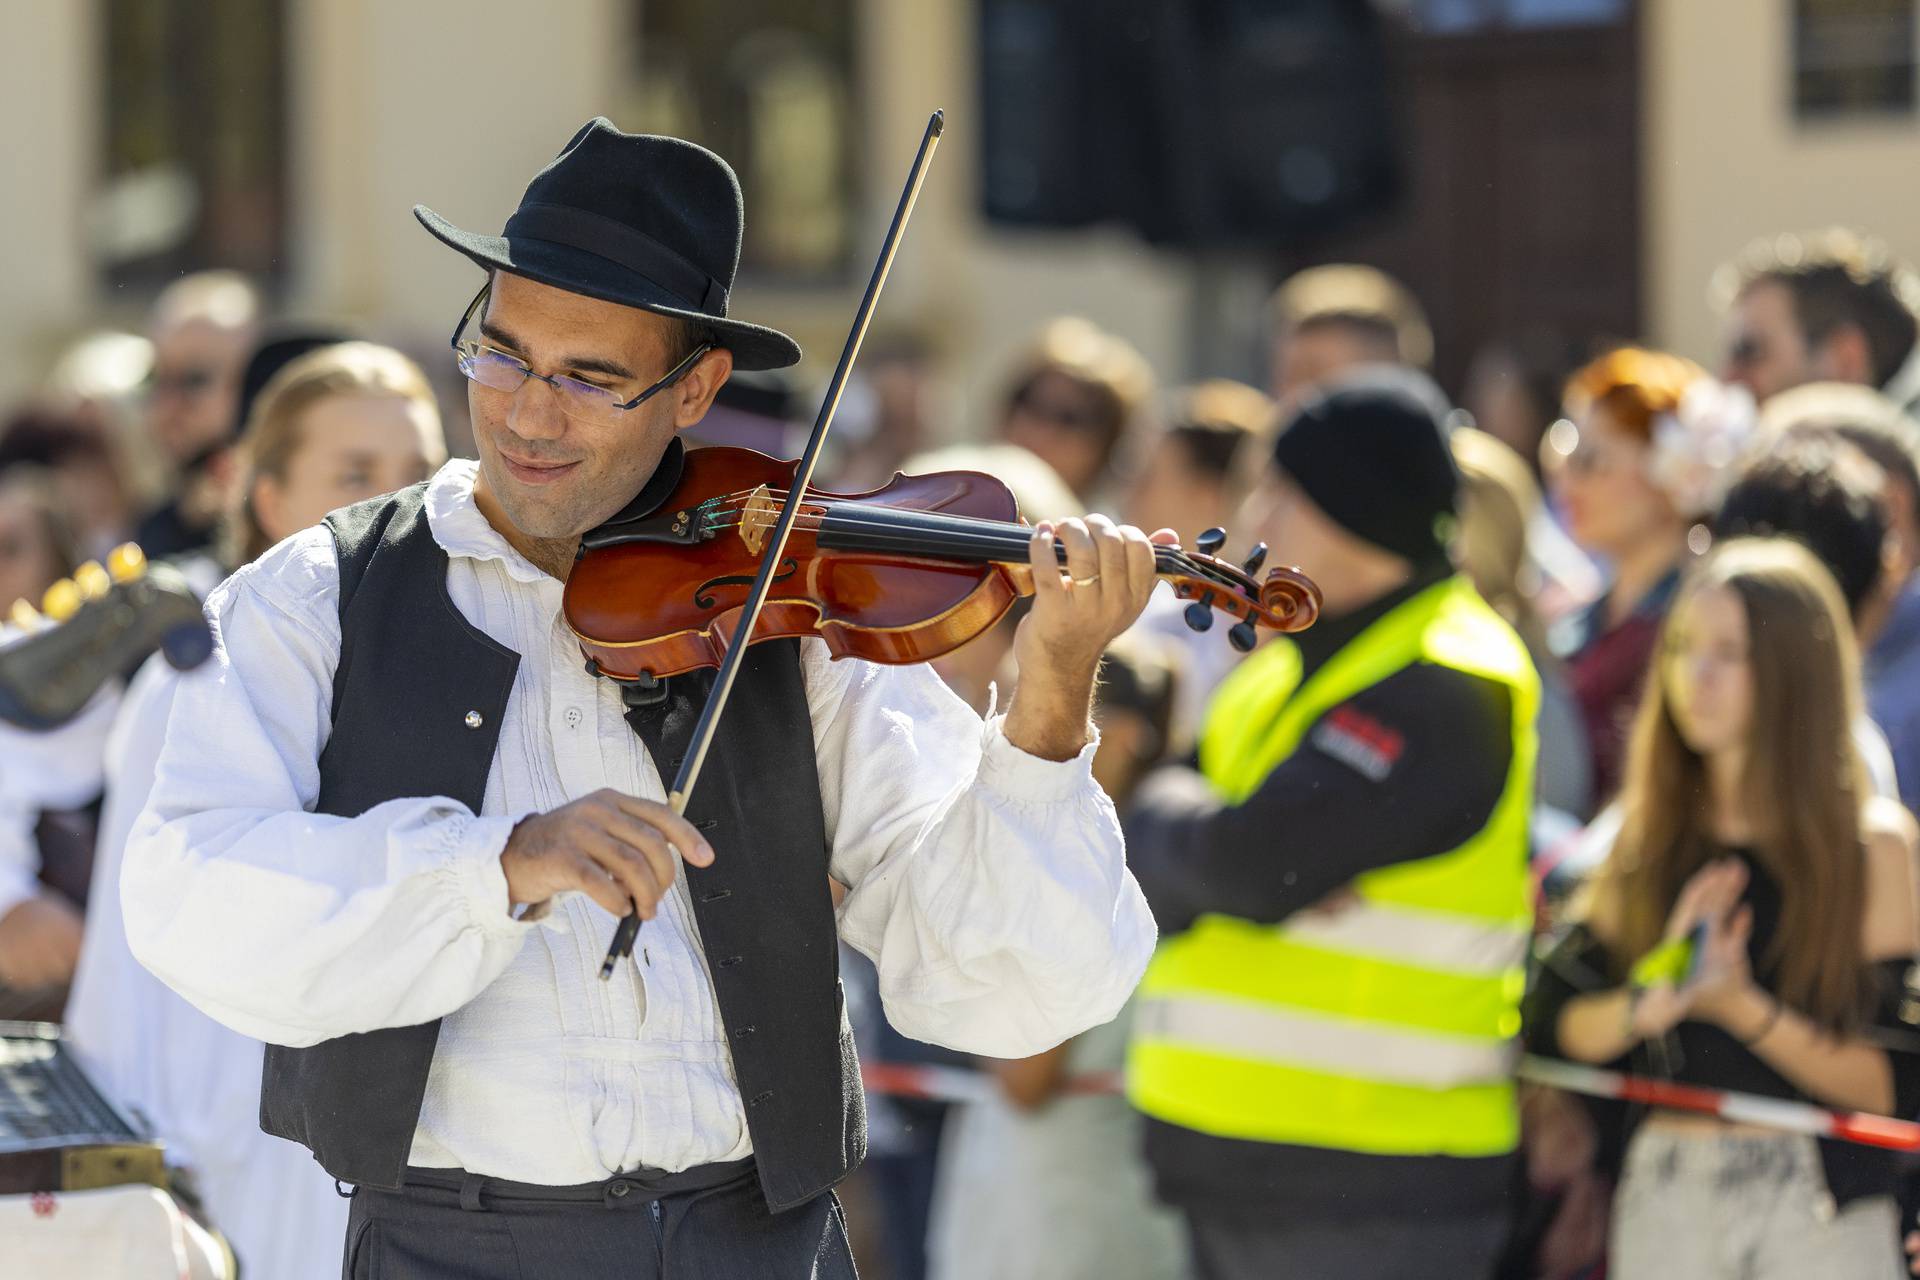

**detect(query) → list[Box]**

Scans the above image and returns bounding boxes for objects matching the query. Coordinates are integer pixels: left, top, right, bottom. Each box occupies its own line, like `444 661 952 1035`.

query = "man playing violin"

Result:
123 119 1158 1279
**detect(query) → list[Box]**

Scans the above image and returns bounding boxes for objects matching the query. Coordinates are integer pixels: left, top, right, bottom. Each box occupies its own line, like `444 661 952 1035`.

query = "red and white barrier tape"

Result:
1517 1055 1920 1152
860 1057 1920 1153
860 1062 1119 1105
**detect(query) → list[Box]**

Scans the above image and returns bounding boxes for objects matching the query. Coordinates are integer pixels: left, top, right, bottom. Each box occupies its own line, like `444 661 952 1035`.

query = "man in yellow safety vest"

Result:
1125 366 1538 1279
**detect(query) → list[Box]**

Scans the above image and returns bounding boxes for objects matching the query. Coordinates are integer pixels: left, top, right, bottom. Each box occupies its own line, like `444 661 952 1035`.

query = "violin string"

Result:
696 489 1240 581
698 497 1233 580
695 507 1248 595
699 489 1045 534
701 507 1148 554
689 488 1267 598
701 487 1163 538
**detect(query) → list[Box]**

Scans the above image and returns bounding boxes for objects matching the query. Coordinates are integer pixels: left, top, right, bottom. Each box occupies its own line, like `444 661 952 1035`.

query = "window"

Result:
1408 0 1628 34
97 0 289 289
1794 0 1917 118
629 0 859 281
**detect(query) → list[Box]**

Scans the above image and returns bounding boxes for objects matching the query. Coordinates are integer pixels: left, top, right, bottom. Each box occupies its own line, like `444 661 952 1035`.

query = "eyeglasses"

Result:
1724 334 1766 369
1540 417 1638 479
449 284 712 427
1011 383 1109 434
148 367 220 399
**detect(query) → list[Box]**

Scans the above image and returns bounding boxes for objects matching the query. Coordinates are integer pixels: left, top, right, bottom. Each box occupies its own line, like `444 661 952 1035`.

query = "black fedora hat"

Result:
415 118 801 371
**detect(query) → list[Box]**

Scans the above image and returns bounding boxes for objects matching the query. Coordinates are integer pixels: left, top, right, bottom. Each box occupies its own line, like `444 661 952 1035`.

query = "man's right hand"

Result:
500 789 715 920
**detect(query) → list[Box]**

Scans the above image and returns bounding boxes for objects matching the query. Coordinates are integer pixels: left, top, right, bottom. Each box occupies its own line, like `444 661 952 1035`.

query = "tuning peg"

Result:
1183 600 1215 633
74 560 111 600
1229 620 1259 653
1194 526 1227 556
42 578 82 621
8 599 40 630
1241 542 1267 576
107 543 146 583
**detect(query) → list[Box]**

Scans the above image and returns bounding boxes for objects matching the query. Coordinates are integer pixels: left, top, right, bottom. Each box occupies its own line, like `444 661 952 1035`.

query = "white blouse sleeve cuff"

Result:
444 814 546 939
974 712 1102 805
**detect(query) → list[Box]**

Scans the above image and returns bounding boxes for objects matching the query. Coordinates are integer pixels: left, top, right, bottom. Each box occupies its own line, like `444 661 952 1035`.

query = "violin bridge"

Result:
738 484 778 557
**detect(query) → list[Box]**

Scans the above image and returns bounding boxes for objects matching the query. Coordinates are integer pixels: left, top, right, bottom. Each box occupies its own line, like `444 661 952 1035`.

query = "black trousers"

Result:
342 1159 858 1280
1183 1206 1509 1280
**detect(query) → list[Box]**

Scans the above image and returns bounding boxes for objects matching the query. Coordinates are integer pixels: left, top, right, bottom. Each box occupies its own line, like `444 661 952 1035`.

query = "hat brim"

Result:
414 205 802 372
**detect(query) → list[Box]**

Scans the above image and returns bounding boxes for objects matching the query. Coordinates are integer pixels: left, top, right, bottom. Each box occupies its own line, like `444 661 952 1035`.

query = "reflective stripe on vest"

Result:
1280 899 1530 977
1128 576 1538 1159
1135 994 1521 1089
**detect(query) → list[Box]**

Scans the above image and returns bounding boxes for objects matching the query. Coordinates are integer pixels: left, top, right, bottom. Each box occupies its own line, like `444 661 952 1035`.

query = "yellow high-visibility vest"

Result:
1127 575 1538 1157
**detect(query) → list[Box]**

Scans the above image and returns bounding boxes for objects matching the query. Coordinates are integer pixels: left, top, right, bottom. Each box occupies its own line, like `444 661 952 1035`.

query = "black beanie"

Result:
1270 365 1458 567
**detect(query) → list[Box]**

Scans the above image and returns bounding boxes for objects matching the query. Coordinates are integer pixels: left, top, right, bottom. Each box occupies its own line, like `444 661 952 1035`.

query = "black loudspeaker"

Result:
978 0 1402 246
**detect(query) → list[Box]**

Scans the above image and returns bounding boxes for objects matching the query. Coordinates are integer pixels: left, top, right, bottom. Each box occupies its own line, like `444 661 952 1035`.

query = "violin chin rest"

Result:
591 436 689 532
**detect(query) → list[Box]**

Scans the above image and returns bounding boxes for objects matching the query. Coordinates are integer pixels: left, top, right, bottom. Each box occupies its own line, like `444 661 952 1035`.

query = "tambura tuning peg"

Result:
1229 620 1259 653
74 561 111 600
1242 542 1267 575
107 543 147 583
1194 526 1227 556
42 579 82 622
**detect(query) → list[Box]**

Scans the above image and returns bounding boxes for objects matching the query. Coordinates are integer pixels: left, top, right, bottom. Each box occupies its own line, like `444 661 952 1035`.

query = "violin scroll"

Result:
1162 528 1321 648
1257 565 1322 633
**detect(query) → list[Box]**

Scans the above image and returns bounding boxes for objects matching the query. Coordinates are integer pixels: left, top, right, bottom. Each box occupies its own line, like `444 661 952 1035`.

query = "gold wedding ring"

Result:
1071 574 1100 587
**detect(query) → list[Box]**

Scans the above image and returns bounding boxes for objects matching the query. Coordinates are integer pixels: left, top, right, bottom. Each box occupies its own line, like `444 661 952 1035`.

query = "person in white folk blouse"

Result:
69 340 447 1280
122 120 1159 1280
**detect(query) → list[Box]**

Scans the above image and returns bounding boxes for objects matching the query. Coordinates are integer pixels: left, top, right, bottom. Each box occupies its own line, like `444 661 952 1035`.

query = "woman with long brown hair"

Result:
1527 538 1920 1276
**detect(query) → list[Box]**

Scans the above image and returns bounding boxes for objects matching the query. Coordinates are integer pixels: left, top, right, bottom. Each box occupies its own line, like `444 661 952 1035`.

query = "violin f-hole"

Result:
693 559 800 610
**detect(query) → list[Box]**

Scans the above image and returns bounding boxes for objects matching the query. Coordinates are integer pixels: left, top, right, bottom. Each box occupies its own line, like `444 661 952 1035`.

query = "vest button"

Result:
464 710 484 729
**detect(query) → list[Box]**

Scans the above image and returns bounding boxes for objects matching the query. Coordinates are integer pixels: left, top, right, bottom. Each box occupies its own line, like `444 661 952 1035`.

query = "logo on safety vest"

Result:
1310 705 1405 782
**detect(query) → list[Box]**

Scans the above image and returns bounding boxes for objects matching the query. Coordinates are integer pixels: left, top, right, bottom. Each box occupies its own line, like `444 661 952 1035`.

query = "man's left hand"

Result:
0 894 83 992
1003 515 1170 761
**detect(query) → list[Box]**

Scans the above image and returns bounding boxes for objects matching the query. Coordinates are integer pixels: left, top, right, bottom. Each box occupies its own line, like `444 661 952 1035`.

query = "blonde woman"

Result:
67 342 445 1280
1526 538 1920 1277
994 316 1156 506
1454 426 1593 824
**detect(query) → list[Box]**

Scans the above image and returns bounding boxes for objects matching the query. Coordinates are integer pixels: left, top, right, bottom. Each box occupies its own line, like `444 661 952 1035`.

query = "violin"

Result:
585 108 1316 976
564 439 1321 685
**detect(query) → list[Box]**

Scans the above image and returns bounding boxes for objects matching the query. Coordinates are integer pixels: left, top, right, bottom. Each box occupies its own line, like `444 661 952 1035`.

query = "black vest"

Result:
258 484 864 1213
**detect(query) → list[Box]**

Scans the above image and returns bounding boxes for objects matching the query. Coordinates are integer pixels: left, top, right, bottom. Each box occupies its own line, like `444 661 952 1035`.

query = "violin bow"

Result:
600 109 946 978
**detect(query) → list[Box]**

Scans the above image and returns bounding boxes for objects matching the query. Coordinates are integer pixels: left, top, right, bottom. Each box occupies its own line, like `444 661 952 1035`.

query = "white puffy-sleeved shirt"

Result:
0 691 118 919
67 655 346 1280
124 458 1154 1186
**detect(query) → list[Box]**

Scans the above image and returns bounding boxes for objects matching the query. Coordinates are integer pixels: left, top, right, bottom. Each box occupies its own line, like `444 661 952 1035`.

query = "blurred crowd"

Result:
7 223 1920 1278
